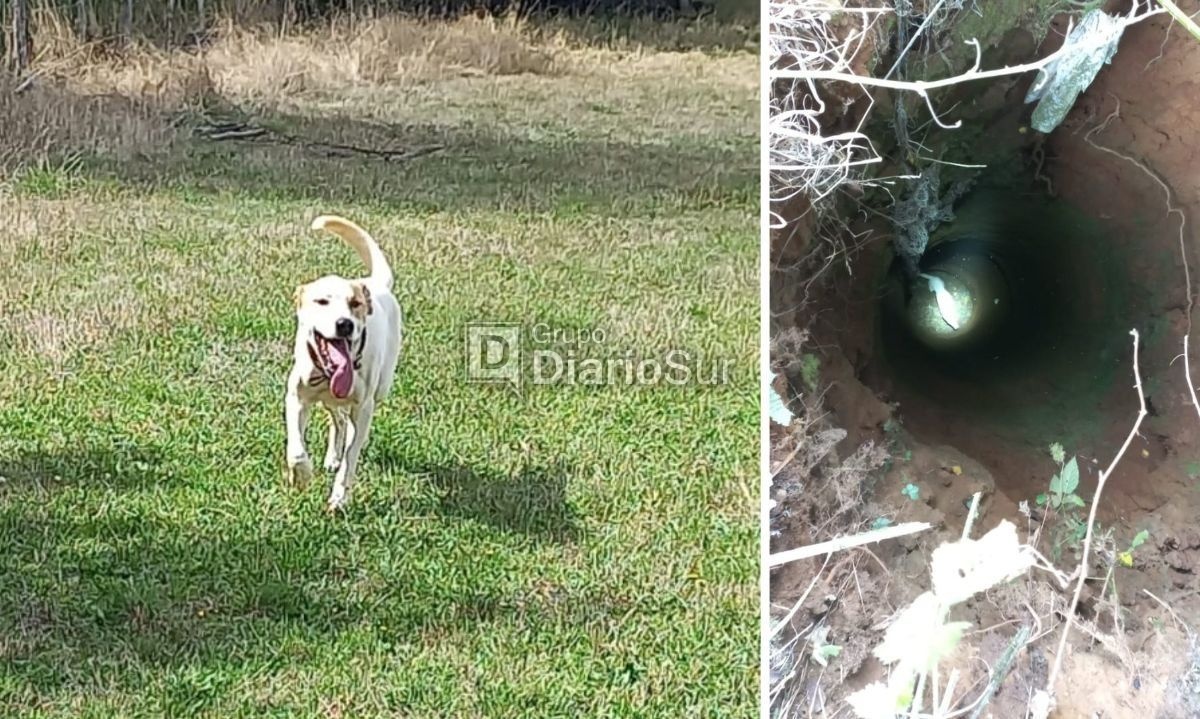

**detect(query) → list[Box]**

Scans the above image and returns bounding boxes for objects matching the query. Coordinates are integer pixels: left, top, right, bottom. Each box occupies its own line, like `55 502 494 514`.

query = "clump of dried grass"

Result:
0 75 180 177
204 14 557 101
359 14 558 78
2 6 745 177
2 9 561 174
28 10 559 103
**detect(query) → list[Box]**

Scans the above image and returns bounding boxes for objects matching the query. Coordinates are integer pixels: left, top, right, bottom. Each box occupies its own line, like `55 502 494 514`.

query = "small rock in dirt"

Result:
1164 550 1196 574
1183 529 1200 550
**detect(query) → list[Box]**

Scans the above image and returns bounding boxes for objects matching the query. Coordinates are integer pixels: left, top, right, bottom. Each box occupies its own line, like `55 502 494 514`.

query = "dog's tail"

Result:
310 215 394 290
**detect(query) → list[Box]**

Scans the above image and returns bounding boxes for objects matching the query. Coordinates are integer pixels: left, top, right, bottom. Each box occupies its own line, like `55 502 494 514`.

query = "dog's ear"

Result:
352 282 373 316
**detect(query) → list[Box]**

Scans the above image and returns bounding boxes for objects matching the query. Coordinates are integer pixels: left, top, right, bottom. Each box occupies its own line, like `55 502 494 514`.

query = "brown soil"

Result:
772 9 1200 719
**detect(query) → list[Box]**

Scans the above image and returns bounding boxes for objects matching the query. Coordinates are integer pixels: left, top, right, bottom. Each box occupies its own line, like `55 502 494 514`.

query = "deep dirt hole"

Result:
773 8 1200 717
863 183 1159 506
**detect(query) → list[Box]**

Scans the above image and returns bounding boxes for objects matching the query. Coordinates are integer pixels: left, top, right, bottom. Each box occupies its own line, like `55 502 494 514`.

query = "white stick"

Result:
768 522 934 567
1043 330 1148 700
1186 335 1200 423
963 491 982 541
939 669 961 717
778 8 1165 91
1142 588 1191 632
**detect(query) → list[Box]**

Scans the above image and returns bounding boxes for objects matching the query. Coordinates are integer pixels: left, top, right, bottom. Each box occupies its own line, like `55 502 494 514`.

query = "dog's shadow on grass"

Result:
376 452 582 542
0 441 553 709
0 444 165 494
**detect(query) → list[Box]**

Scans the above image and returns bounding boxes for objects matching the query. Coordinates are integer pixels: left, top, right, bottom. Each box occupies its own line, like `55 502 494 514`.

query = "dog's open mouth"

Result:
313 333 354 399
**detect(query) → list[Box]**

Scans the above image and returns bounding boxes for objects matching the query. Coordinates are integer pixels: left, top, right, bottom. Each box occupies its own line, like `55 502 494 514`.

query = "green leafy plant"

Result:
1117 529 1150 568
1037 443 1089 559
799 353 820 392
809 627 842 667
1037 446 1085 510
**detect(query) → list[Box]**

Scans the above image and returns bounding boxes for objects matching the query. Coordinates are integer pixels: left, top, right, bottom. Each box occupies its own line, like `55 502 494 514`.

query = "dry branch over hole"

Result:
768 0 1166 223
1036 329 1148 716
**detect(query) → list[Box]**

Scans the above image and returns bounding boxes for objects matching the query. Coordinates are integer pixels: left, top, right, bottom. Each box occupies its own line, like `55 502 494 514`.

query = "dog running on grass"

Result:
285 215 402 511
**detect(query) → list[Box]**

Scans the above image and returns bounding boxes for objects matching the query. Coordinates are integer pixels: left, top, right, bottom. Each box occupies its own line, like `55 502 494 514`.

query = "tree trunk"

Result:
197 0 206 31
8 0 32 73
75 0 90 40
119 0 134 46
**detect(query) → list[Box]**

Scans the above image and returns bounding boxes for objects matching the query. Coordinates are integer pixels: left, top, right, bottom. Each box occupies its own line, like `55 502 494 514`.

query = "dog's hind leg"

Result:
327 400 375 512
323 407 347 472
285 388 313 486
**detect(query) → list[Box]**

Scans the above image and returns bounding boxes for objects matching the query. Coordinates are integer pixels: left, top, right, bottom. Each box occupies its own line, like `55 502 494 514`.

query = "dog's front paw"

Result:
323 452 342 473
286 456 314 487
326 485 352 513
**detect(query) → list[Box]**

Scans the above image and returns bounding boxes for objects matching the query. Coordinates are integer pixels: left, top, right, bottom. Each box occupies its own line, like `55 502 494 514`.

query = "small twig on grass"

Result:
1039 329 1148 712
768 521 933 567
204 126 267 141
194 118 445 162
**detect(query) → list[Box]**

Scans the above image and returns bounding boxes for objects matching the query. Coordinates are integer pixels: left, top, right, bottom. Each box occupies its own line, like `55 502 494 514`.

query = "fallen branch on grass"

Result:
768 521 933 567
194 119 445 162
1034 329 1148 718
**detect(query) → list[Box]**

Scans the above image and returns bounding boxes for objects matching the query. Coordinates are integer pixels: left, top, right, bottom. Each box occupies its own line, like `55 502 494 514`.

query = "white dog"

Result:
284 215 403 511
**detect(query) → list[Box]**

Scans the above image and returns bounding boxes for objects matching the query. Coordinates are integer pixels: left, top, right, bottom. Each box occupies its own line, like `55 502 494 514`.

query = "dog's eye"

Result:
315 298 330 306
349 299 362 309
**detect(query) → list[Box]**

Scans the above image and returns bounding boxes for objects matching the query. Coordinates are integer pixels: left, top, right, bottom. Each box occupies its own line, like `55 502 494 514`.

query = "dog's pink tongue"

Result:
328 339 354 398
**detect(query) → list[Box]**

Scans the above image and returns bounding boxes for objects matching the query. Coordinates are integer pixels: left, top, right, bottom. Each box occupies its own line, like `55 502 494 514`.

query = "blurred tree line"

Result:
4 0 756 71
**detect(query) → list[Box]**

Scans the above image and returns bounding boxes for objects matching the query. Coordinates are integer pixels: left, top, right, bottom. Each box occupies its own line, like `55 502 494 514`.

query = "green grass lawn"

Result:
0 44 757 717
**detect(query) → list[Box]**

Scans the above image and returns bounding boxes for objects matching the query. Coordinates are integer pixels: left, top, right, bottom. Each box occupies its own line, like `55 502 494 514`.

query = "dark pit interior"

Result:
865 187 1150 482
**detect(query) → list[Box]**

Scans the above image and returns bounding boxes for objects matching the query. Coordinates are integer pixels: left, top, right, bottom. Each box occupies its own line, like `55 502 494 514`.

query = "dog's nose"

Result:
335 318 354 338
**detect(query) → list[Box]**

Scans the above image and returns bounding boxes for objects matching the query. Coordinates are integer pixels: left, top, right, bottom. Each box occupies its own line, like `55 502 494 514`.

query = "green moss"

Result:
937 0 1064 74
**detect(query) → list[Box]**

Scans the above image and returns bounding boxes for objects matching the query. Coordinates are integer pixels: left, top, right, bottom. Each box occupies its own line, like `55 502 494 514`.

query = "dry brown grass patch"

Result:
204 14 557 102
0 75 180 177
2 7 750 175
